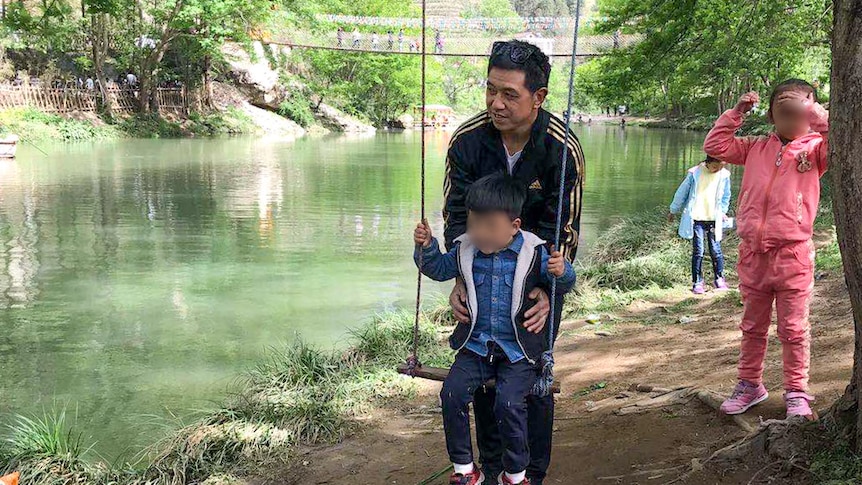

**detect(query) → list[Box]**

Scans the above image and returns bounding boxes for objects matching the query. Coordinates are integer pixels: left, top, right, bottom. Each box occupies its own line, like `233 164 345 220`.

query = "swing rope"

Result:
532 0 582 398
406 0 582 385
405 0 427 376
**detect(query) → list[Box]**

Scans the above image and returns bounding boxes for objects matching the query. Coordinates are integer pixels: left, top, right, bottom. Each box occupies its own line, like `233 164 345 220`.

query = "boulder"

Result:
314 102 376 133
221 42 287 111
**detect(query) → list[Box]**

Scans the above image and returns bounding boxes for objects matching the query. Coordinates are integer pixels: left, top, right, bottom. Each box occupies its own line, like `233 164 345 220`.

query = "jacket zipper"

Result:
755 145 787 249
512 251 539 365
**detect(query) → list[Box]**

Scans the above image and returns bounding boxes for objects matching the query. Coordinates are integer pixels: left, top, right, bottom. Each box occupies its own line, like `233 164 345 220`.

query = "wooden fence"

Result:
0 84 187 114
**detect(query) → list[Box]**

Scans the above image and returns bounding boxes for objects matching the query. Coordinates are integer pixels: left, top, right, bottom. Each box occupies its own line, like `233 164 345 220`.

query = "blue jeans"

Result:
441 345 536 474
692 221 724 284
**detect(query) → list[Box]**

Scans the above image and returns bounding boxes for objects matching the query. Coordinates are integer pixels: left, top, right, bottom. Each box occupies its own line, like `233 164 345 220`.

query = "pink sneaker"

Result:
785 391 816 419
714 277 729 291
692 282 706 295
720 381 769 415
497 473 531 485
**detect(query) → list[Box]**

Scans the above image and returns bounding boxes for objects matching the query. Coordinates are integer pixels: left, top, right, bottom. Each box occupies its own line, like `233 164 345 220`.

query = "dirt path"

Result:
268 275 853 485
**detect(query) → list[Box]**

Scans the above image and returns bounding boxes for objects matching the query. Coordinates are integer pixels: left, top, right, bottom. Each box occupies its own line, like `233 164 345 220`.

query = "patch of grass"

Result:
810 444 862 484
575 381 607 397
581 209 691 292
569 278 683 316
0 107 121 142
277 96 315 128
816 234 842 272
144 311 453 484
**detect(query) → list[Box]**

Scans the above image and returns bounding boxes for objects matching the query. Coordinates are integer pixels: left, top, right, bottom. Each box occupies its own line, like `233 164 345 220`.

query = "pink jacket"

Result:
703 109 828 253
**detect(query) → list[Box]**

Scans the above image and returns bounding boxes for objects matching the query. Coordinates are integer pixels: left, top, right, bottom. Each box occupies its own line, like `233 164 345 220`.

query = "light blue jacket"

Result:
669 164 732 242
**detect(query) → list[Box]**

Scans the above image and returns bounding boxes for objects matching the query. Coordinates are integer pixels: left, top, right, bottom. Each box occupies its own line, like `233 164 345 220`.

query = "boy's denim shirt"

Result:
415 231 576 363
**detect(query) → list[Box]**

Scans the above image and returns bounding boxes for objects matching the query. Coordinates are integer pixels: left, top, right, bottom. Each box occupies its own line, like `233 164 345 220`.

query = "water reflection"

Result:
0 126 714 456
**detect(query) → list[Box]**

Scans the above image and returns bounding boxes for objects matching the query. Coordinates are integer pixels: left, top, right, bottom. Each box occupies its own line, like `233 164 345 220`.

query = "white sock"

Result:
453 463 474 475
505 471 526 483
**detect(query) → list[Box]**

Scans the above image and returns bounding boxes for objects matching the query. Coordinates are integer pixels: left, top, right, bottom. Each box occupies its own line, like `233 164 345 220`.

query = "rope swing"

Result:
400 0 583 397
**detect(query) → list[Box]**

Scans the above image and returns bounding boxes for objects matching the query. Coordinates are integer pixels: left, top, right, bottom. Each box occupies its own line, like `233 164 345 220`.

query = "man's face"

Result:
486 67 546 133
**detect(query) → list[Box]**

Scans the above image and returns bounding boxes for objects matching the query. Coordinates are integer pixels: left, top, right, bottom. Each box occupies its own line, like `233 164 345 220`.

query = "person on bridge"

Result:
704 80 829 420
337 27 345 48
352 28 361 48
371 32 380 50
435 29 444 54
442 39 584 485
387 30 394 50
398 28 405 51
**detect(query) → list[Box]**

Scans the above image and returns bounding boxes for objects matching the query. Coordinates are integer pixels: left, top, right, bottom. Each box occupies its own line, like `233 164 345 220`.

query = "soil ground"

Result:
263 273 853 485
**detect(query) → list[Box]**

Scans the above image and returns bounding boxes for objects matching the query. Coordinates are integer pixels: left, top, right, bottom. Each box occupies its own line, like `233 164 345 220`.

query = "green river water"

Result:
0 125 713 457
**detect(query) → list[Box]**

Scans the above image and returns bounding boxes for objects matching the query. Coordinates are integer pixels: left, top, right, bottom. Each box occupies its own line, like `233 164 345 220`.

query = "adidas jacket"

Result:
442 108 585 263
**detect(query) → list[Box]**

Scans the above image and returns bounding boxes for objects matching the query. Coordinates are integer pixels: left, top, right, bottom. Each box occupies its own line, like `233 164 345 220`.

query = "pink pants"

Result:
736 239 815 391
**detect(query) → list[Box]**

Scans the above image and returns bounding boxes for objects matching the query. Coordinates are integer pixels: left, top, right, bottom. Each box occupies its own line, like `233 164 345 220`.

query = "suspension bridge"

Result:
257 13 639 58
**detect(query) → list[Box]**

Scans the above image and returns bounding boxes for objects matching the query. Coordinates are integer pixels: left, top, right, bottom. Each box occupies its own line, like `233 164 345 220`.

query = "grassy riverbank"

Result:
0 201 841 484
0 107 261 143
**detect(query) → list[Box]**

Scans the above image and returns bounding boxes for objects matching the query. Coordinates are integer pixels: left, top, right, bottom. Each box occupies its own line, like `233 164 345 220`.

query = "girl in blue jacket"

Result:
669 156 732 294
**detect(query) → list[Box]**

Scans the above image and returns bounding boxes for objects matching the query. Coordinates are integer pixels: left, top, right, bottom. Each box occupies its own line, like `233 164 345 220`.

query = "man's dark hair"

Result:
465 172 526 220
488 40 551 93
769 79 817 111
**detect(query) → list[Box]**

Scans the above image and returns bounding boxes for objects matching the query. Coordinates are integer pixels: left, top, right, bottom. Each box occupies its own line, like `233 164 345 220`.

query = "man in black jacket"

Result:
442 40 584 484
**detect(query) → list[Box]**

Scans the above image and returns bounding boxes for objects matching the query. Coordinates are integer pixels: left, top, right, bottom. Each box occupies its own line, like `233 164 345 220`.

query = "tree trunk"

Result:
91 13 111 115
201 54 213 109
828 0 862 454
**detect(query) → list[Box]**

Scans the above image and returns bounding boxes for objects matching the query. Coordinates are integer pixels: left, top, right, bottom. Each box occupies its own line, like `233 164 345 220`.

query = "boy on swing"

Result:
413 173 576 485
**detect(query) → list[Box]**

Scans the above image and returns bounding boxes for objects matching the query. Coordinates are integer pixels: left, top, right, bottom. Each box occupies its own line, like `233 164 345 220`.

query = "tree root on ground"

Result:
610 383 834 485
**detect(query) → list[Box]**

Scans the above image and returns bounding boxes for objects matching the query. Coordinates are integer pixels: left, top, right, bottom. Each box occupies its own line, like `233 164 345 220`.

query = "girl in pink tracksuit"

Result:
703 79 829 419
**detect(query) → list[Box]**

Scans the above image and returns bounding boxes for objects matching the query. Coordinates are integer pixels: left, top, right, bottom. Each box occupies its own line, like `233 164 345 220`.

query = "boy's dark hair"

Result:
466 172 526 220
488 40 551 93
704 155 723 164
769 79 818 111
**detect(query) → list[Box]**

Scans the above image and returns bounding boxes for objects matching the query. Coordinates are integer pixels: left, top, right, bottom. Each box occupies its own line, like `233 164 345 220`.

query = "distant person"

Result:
668 155 732 295
337 27 345 48
126 72 138 88
587 116 592 124
352 28 361 48
387 30 394 50
86 77 94 90
371 32 380 50
435 29 444 54
705 80 829 420
413 173 575 485
619 117 626 127
398 28 405 50
576 114 583 124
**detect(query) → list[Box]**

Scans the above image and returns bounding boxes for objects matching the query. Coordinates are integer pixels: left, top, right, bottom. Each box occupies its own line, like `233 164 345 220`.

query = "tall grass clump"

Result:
569 207 742 316
580 208 692 291
145 311 451 484
0 407 110 484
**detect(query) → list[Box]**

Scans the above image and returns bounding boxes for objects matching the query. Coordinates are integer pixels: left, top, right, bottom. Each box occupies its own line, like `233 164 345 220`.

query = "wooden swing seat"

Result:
397 364 561 394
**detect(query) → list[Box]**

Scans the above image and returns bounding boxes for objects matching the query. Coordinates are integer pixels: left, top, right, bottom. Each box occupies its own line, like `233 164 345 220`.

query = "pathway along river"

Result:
0 125 723 457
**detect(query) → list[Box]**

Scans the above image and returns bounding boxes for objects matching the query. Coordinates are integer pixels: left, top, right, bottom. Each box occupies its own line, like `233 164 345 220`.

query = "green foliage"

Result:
470 0 520 18
582 0 832 117
1 407 90 460
277 97 316 128
302 50 428 125
811 444 862 484
0 108 122 142
581 208 692 291
510 0 572 17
